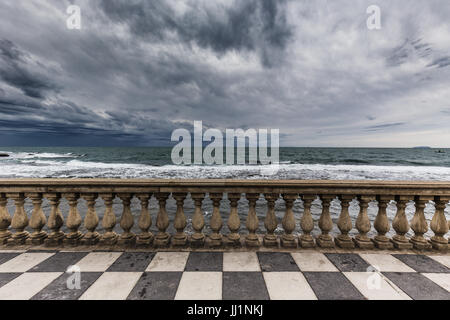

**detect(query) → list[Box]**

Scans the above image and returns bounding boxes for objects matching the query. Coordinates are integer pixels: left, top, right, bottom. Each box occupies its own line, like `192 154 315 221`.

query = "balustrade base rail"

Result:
0 179 448 251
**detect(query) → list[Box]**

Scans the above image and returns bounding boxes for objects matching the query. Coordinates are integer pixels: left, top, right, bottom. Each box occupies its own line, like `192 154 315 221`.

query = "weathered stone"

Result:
190 193 206 247
154 192 170 247
172 193 188 247
299 195 315 248
410 196 432 250
6 193 29 246
372 196 394 249
0 193 12 244
281 194 297 248
353 196 374 249
98 193 118 246
245 193 260 247
263 193 279 247
208 193 223 247
391 196 413 250
136 194 153 246
335 195 355 248
44 193 64 247
226 193 241 247
117 193 135 247
81 193 100 245
63 193 83 246
430 196 449 251
317 195 334 248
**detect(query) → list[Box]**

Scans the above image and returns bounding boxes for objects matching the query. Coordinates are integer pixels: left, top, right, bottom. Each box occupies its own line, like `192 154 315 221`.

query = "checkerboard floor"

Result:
0 250 448 300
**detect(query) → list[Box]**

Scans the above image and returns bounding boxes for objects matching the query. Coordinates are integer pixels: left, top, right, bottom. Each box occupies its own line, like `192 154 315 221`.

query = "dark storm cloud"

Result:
364 122 405 131
100 0 292 66
427 56 450 68
0 0 450 147
0 39 59 98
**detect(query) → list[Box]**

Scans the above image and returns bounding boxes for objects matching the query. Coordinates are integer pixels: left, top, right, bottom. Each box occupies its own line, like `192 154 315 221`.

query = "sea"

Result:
0 147 449 238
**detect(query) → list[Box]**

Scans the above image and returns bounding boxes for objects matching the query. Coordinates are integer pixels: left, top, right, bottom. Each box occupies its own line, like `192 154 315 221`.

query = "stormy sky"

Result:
0 0 450 147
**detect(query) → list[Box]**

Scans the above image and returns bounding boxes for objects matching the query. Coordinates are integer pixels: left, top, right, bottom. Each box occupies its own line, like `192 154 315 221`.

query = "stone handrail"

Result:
0 179 448 251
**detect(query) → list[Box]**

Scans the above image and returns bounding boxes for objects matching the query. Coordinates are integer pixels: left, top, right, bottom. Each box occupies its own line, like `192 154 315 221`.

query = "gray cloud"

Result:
0 0 449 147
100 0 292 67
0 39 59 98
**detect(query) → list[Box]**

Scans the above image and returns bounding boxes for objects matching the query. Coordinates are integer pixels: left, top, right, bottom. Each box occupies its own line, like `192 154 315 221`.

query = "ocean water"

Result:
1 146 450 180
0 147 449 238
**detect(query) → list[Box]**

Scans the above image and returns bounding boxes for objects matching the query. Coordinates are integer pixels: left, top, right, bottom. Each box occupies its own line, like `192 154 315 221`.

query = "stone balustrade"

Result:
0 179 448 251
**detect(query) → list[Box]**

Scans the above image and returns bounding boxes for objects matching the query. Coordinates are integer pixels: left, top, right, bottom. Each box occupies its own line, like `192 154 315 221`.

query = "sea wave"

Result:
1 158 450 180
0 151 78 159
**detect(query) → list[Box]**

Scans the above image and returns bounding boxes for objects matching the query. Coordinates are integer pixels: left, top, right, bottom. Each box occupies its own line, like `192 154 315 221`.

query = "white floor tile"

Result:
428 255 450 269
343 272 411 300
359 254 415 272
0 252 54 272
422 273 450 291
263 272 317 300
146 252 189 272
0 272 62 300
291 252 338 272
223 252 261 272
79 272 142 300
75 252 122 272
175 272 222 300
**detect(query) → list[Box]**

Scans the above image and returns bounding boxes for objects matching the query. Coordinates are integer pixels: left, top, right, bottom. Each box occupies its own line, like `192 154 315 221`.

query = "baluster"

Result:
373 196 393 249
335 195 354 248
263 193 278 247
430 196 449 251
354 196 374 249
226 193 241 246
81 193 100 245
63 193 82 246
317 195 335 248
281 194 297 248
136 194 153 246
391 196 413 249
154 192 170 247
191 193 206 247
99 193 118 245
6 193 29 245
117 193 135 246
410 196 432 250
45 193 64 246
208 193 223 247
0 193 12 244
245 193 260 247
299 195 315 248
172 193 188 246
27 193 47 245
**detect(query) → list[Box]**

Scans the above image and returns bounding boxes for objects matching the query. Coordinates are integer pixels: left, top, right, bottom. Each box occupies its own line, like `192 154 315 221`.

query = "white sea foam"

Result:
0 151 75 159
1 157 450 180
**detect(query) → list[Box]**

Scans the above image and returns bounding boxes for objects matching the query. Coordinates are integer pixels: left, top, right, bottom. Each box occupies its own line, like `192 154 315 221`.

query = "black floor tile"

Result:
383 272 450 300
303 272 366 300
325 253 371 272
185 252 223 271
31 272 103 300
223 272 269 300
257 252 299 272
127 272 182 300
392 254 450 273
29 252 89 272
0 273 21 288
0 252 21 265
107 252 155 272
